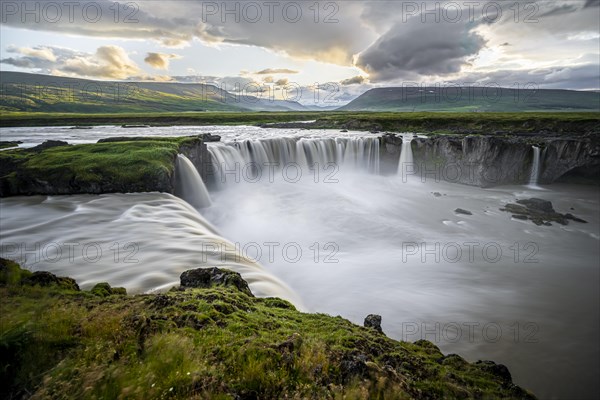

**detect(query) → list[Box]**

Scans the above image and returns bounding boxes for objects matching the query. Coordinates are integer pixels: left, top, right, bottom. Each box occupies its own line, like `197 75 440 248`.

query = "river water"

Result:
1 125 598 398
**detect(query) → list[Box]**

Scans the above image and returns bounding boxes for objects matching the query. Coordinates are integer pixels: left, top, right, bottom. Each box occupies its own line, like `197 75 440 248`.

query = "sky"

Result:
1 0 599 105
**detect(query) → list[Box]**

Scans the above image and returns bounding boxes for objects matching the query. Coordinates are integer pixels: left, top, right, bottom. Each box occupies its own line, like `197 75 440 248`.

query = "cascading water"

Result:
397 136 414 176
207 136 380 187
175 154 212 208
528 146 541 187
0 193 303 305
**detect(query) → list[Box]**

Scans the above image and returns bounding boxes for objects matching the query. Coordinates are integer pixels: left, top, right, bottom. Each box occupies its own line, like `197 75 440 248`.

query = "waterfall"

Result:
175 154 212 209
397 136 414 176
529 146 541 187
207 136 380 187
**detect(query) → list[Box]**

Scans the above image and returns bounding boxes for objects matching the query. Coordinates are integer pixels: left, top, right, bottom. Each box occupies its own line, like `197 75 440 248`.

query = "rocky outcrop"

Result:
0 135 217 197
363 314 383 334
179 267 254 297
500 198 588 226
381 134 600 187
178 134 220 183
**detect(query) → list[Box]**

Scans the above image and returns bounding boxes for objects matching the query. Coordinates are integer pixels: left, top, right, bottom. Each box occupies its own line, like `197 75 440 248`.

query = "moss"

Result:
0 260 536 399
90 282 127 297
0 136 205 196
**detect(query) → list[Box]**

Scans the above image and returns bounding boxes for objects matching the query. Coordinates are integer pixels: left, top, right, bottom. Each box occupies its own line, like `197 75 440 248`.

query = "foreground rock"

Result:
0 260 535 399
500 198 588 226
179 267 253 297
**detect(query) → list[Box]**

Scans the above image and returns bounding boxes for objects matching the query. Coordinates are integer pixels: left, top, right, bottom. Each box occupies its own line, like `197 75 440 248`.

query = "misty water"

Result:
1 126 598 398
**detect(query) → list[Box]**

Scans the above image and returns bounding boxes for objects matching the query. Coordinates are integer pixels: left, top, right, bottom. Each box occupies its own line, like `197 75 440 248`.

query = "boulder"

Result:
21 271 80 291
516 198 554 213
180 267 253 297
454 208 473 215
364 314 383 334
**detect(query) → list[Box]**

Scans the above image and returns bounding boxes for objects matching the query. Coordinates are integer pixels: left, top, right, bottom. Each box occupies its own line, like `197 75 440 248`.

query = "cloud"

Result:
7 45 57 62
144 52 181 70
255 68 299 75
356 18 486 82
1 45 143 79
275 78 289 86
61 46 142 79
1 1 376 66
340 76 367 85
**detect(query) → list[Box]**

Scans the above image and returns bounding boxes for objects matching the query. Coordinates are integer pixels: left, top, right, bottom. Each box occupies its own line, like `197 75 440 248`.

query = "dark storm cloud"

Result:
538 4 579 18
584 0 600 8
356 19 486 82
340 76 367 85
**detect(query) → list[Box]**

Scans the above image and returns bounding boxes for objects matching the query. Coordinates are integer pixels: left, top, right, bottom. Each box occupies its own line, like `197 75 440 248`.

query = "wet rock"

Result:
512 214 529 220
565 213 588 223
180 267 253 297
22 271 80 291
454 208 473 215
364 314 383 334
501 198 586 226
516 198 554 213
432 192 442 197
202 133 221 142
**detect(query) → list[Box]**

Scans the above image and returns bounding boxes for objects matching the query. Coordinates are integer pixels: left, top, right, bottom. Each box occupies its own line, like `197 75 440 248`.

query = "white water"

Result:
0 193 302 306
175 154 212 209
0 126 599 398
207 136 380 188
528 146 541 188
397 136 415 176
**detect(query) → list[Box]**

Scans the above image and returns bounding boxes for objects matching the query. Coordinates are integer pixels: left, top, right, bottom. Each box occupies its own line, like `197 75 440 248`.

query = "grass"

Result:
0 258 536 399
0 136 204 196
1 111 598 136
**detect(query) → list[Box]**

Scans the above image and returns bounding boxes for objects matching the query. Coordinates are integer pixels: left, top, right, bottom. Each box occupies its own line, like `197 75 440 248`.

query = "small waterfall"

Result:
529 146 541 187
207 136 380 187
397 136 414 176
175 154 212 209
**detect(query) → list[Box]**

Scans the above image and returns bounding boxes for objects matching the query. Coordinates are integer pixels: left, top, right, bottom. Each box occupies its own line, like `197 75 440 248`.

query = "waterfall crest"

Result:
175 154 212 209
207 136 380 187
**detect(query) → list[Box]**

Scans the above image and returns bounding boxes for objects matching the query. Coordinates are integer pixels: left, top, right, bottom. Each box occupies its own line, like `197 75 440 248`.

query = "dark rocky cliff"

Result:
381 134 600 187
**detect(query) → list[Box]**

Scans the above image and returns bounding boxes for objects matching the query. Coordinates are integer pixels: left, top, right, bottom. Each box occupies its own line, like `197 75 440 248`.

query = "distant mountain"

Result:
338 86 600 112
0 72 308 113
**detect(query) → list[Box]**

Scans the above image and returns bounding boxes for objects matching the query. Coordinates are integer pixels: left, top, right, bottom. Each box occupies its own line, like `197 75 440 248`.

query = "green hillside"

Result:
338 87 600 112
0 72 306 113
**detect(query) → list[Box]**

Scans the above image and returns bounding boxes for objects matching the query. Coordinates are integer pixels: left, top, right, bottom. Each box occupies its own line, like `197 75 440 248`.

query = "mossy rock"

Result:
90 282 127 297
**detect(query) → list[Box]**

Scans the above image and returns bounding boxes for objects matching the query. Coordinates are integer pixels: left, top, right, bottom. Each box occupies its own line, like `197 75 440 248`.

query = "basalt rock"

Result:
180 267 254 297
382 134 600 187
364 314 384 334
500 198 587 226
21 271 80 291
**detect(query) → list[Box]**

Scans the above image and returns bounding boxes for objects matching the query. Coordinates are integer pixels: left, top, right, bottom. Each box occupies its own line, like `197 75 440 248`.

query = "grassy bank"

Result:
1 111 598 135
0 259 535 399
0 136 203 197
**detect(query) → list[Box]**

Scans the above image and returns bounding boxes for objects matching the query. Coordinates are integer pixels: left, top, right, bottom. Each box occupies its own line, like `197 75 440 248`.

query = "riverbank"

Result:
0 258 535 399
1 111 598 135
